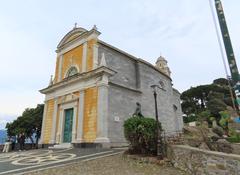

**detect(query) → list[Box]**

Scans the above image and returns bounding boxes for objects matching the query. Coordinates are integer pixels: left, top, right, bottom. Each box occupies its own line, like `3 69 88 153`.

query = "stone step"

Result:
49 143 73 149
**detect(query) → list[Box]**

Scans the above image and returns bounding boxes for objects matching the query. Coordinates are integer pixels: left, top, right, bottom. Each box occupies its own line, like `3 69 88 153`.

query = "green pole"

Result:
214 0 240 110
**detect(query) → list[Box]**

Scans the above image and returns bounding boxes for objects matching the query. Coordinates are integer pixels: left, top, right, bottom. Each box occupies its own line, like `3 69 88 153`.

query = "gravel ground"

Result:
23 153 188 175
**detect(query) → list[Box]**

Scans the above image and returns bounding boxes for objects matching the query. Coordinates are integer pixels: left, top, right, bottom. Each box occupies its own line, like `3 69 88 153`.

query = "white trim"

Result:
71 106 77 142
82 42 87 72
93 44 99 69
50 99 58 144
39 100 48 144
57 55 63 82
56 32 99 64
56 108 64 144
86 32 99 41
64 64 80 79
59 101 78 144
57 38 87 57
45 78 97 100
76 90 85 143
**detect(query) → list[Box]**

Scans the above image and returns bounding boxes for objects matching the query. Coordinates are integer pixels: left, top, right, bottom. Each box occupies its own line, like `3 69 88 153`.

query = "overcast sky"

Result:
0 0 239 128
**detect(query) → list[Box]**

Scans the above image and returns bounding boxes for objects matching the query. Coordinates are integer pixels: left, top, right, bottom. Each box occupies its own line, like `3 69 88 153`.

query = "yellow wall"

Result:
86 39 96 71
43 99 54 143
53 38 97 83
83 87 98 142
61 44 83 80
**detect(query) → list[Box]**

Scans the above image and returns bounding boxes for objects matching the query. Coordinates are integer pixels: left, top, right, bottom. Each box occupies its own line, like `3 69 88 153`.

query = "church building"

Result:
39 25 183 148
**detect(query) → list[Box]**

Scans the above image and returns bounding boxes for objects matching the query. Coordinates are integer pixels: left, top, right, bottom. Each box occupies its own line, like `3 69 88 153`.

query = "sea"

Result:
0 130 38 145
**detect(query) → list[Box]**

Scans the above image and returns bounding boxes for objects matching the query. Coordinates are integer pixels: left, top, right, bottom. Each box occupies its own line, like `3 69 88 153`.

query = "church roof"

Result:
98 40 172 81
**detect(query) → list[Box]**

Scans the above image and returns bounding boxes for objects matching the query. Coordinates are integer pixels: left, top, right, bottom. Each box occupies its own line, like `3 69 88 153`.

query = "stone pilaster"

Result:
82 42 87 72
71 105 78 143
50 98 58 144
58 55 63 82
93 44 99 69
76 90 85 142
58 107 64 144
39 100 48 144
95 82 110 143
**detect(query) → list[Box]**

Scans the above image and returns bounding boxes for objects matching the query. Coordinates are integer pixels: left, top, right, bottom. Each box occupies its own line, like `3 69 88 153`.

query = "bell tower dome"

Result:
155 56 171 77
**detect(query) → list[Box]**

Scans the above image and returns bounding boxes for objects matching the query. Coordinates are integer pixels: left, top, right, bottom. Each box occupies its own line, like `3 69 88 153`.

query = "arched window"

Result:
66 66 78 77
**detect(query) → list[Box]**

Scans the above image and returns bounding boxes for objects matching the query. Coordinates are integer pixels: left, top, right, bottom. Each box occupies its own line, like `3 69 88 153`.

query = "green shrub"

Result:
124 116 162 155
183 114 197 123
226 135 240 143
227 128 240 143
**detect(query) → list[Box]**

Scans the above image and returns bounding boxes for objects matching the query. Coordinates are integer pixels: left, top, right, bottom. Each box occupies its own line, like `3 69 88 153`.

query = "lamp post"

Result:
151 84 164 159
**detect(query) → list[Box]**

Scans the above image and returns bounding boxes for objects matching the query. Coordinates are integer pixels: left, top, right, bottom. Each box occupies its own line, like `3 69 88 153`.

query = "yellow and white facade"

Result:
39 26 115 146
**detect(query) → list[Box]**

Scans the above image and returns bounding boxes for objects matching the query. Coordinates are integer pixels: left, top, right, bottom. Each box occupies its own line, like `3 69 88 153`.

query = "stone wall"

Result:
169 145 240 175
108 84 141 145
98 43 184 145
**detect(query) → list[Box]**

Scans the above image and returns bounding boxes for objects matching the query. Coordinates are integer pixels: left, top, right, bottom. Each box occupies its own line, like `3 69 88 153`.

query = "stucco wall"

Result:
137 62 180 134
108 84 141 145
99 43 183 144
98 44 137 90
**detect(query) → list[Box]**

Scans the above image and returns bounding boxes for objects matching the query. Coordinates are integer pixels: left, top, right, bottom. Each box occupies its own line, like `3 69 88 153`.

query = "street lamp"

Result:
150 84 164 159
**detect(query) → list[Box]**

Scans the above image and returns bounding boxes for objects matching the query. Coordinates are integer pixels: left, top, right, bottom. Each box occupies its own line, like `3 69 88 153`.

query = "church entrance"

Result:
63 108 73 143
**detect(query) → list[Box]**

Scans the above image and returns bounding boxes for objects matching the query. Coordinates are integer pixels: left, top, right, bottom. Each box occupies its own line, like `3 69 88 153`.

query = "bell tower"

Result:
155 56 171 77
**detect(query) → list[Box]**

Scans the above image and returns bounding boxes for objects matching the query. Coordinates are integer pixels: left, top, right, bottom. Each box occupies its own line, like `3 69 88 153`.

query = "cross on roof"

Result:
74 22 77 29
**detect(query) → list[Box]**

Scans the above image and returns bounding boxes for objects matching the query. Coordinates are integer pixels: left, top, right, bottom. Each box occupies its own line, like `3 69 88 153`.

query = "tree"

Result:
213 78 229 86
181 78 234 124
181 78 232 115
5 104 44 142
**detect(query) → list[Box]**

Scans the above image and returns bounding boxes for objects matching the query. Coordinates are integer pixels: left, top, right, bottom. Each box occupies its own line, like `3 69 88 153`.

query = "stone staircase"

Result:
49 143 73 149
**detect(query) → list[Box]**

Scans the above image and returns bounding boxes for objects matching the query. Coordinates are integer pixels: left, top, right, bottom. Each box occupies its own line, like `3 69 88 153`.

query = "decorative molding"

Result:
56 27 100 57
40 66 116 96
58 100 78 144
100 53 106 67
109 82 142 93
57 27 87 50
63 64 80 79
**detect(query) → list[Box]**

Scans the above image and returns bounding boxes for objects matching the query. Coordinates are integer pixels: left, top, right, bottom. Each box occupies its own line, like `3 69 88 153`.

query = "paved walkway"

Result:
0 148 121 175
23 153 187 175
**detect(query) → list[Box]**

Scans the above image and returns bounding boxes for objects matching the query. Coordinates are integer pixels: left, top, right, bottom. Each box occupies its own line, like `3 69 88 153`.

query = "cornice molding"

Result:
40 66 116 94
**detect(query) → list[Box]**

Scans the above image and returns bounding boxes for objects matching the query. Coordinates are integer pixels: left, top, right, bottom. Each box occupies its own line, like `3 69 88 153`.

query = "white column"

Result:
39 100 48 144
76 90 85 142
50 98 58 144
82 42 87 72
58 55 63 82
93 44 98 69
71 105 77 143
95 83 110 143
58 108 64 144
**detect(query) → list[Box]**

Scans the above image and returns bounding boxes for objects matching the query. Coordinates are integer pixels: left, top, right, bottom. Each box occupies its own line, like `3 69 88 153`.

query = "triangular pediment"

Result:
57 27 87 49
